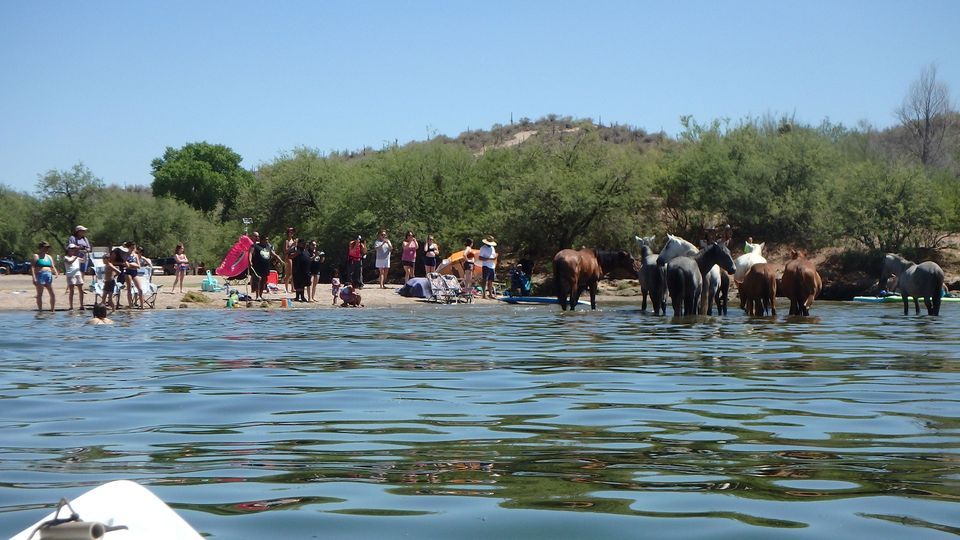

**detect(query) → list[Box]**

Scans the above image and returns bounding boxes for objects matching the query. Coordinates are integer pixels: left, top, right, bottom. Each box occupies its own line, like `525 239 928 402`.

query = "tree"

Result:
0 186 39 256
151 142 254 220
896 64 954 166
35 163 104 249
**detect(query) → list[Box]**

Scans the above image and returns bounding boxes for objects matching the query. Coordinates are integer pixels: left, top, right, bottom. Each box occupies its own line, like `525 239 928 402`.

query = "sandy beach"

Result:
0 273 602 311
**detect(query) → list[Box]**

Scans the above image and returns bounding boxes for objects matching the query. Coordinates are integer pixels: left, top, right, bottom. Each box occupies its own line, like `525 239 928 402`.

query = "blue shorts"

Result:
37 272 53 286
424 256 438 267
482 267 496 282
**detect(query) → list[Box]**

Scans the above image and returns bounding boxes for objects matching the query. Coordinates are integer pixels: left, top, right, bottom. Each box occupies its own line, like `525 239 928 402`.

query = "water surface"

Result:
1 302 958 538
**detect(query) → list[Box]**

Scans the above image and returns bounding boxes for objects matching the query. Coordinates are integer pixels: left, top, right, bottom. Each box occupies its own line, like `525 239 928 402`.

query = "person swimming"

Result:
88 303 114 325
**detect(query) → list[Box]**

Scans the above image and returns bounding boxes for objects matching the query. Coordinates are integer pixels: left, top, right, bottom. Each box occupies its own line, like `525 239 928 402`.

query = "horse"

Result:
657 235 734 315
881 253 945 316
733 241 766 284
634 236 667 315
553 248 639 311
664 257 702 316
781 251 822 316
739 263 777 316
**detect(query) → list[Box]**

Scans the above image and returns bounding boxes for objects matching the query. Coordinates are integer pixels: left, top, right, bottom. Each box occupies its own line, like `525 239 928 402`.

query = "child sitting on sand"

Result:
88 303 114 325
339 284 363 307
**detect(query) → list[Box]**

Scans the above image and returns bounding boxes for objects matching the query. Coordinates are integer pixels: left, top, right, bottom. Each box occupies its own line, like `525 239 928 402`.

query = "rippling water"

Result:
1 302 959 538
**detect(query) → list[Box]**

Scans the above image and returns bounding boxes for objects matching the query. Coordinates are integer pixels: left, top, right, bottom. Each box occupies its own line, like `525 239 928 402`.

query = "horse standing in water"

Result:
734 241 767 284
657 235 734 315
634 235 667 315
553 249 639 311
740 263 778 316
881 253 945 316
781 251 822 316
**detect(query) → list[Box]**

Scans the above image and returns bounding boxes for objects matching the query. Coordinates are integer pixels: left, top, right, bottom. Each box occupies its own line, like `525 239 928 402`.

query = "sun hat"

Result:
67 243 79 249
39 241 51 248
74 225 88 232
482 235 497 247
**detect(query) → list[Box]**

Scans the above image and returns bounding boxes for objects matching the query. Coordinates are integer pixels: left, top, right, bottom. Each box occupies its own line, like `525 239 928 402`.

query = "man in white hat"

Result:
68 225 92 275
479 235 498 299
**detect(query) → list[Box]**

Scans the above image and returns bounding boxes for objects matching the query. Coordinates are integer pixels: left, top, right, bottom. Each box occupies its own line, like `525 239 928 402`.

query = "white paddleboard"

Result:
11 480 202 540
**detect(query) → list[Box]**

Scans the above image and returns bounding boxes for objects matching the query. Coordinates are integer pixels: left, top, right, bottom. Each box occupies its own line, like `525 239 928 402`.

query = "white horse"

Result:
734 241 766 284
657 234 729 315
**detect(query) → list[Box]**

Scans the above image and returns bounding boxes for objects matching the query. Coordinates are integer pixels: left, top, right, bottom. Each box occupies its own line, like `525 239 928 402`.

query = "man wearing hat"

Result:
478 235 498 299
68 225 92 275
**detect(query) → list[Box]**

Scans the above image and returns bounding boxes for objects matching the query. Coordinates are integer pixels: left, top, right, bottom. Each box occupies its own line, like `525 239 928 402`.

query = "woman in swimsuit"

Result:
123 242 145 309
424 235 440 274
462 239 476 293
172 243 189 294
32 241 59 311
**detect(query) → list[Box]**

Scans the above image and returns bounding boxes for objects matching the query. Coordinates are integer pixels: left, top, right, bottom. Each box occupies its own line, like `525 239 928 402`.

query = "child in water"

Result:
88 303 114 325
331 268 341 305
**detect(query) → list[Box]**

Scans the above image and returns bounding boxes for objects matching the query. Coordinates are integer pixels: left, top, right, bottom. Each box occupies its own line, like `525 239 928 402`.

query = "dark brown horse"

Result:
781 251 822 316
739 263 777 316
553 249 639 310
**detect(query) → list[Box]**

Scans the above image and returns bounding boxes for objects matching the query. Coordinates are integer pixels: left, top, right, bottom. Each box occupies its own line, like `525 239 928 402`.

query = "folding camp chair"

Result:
131 266 162 309
427 272 456 303
440 274 473 303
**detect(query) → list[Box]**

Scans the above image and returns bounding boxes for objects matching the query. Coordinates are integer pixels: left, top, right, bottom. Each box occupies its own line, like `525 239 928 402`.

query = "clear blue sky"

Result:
1 1 958 193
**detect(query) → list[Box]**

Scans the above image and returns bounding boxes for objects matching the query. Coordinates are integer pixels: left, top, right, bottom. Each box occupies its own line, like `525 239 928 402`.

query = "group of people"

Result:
246 227 501 304
32 225 98 312
362 230 500 299
30 224 193 315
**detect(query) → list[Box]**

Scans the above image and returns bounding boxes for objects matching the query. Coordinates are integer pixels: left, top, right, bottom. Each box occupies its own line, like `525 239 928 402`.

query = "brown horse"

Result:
781 251 822 316
553 249 638 310
739 263 777 316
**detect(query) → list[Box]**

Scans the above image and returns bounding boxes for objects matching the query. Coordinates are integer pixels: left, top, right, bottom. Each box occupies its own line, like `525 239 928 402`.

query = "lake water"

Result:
1 302 959 539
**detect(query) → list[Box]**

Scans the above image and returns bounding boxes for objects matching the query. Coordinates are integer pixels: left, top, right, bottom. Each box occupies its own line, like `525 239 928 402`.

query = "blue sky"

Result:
1 1 957 192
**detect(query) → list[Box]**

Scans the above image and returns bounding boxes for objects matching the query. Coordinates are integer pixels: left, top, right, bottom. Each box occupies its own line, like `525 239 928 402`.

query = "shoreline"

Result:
1 274 636 312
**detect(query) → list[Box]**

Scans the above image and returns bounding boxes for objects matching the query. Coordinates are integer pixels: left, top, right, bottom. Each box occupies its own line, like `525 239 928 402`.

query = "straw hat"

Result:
74 225 88 232
482 235 497 247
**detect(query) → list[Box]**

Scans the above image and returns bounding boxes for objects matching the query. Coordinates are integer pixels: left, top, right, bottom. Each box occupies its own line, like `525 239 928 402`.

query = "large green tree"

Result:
151 142 254 220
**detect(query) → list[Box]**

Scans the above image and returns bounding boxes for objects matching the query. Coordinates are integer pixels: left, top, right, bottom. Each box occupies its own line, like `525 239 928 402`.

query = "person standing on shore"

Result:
123 241 145 309
63 243 85 310
401 231 418 283
249 232 281 301
102 246 126 310
374 230 392 288
424 235 440 275
283 227 297 293
308 241 324 302
462 239 476 293
292 238 312 302
67 225 92 275
347 236 366 289
172 243 189 294
32 241 59 311
478 235 498 299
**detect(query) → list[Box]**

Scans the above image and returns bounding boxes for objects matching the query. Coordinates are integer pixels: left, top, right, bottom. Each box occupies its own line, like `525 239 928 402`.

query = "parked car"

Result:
152 257 179 275
0 255 32 275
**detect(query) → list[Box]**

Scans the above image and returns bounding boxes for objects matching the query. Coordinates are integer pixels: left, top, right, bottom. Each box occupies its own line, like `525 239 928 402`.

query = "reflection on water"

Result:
1 303 959 538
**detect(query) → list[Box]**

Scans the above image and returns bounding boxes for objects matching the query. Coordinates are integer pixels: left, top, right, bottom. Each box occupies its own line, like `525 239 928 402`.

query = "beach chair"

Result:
427 272 456 304
440 274 473 303
126 265 162 309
